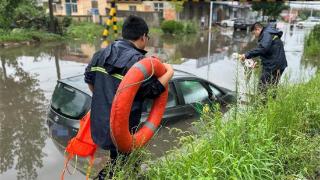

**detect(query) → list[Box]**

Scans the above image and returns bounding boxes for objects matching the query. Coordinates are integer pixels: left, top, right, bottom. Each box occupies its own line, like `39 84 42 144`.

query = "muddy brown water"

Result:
0 24 317 179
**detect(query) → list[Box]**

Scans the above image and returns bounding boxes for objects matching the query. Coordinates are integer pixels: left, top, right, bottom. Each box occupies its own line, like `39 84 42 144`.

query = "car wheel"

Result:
223 23 227 27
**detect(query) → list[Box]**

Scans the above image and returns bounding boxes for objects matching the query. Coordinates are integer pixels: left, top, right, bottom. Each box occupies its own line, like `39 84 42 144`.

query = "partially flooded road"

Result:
0 24 316 179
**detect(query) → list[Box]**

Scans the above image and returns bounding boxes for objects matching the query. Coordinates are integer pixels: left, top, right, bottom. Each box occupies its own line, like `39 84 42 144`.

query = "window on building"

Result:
66 0 77 14
91 0 98 9
154 3 164 17
154 3 164 12
129 5 136 11
53 3 57 13
71 4 78 13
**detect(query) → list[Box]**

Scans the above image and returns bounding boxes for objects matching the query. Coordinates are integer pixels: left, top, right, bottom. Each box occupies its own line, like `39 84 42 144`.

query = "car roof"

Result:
58 69 197 95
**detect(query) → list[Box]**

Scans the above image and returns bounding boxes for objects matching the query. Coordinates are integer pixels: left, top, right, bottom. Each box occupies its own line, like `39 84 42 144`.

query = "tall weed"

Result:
144 74 320 179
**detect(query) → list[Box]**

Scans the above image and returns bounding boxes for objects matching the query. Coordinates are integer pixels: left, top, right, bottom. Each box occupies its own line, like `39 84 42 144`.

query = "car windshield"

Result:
51 82 91 119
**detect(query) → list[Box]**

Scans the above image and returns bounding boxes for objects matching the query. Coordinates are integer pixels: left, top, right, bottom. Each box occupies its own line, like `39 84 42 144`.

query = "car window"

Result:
177 80 209 104
209 84 222 97
142 83 178 113
51 83 91 119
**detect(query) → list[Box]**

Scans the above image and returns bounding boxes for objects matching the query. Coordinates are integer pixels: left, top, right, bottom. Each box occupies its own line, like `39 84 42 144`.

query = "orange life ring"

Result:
110 57 168 153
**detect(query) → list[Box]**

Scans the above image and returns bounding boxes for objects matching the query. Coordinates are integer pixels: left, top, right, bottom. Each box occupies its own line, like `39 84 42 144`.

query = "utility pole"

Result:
103 0 117 39
209 1 213 32
207 1 213 80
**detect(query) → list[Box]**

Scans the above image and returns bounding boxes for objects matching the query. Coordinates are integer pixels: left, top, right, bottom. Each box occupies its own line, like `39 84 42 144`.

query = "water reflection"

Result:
0 42 89 179
0 55 47 180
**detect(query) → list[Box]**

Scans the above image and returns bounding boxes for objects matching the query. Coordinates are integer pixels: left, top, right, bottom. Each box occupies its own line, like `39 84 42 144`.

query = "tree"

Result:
48 0 56 33
170 2 184 20
0 0 24 28
0 0 39 29
252 2 289 21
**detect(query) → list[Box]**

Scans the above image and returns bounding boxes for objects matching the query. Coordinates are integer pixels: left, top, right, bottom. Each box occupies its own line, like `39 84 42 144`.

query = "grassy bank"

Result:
0 28 63 43
143 74 320 179
0 21 165 44
65 22 105 41
108 73 320 179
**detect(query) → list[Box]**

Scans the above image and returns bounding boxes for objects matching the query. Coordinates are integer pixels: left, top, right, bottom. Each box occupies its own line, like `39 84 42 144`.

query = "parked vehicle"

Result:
47 70 236 147
234 19 248 31
221 18 237 27
296 17 320 28
256 16 269 22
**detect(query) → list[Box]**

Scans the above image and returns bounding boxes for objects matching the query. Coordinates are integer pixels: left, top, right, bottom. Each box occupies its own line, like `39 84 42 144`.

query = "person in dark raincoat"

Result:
84 15 174 179
240 22 287 99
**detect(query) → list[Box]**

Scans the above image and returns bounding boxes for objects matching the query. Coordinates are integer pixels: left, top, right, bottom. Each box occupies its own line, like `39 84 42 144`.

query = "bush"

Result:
0 28 63 42
66 22 104 41
160 20 198 34
304 25 320 59
161 20 184 34
62 16 73 28
184 21 197 34
13 4 47 30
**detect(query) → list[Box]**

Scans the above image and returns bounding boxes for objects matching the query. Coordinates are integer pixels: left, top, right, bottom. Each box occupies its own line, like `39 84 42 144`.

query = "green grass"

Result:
65 22 105 41
143 75 320 179
304 25 320 59
0 28 63 43
108 73 320 179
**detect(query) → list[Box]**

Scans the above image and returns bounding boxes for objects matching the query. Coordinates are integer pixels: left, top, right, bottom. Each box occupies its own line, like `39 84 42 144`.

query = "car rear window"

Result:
51 82 91 119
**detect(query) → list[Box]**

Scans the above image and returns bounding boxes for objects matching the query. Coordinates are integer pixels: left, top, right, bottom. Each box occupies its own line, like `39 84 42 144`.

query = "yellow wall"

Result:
98 0 107 16
53 1 177 20
117 3 145 11
77 1 91 15
53 0 66 16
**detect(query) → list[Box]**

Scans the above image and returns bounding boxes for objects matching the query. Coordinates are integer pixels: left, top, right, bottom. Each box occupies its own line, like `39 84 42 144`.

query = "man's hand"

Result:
239 54 246 62
158 63 174 86
163 63 174 74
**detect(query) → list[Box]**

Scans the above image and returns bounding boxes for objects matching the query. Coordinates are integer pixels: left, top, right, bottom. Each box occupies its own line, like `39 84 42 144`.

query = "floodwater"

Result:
0 24 317 180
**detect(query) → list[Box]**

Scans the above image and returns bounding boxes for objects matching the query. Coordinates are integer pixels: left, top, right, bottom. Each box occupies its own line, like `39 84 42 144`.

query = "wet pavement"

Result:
0 23 318 179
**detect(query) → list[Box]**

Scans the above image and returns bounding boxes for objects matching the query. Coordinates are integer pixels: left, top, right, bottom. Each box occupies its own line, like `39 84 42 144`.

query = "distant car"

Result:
296 17 320 28
256 16 269 22
234 19 248 31
221 18 237 27
47 70 236 147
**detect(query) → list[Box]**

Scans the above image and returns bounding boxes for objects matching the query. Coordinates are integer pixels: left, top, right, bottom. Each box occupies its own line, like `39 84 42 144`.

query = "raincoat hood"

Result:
261 24 283 39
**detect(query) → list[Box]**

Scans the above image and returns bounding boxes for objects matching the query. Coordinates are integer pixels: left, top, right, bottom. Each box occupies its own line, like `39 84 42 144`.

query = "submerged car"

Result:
47 70 236 147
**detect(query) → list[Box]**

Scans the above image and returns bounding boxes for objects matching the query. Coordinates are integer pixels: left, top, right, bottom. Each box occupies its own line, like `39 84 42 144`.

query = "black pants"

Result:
258 68 285 100
95 144 130 180
96 125 139 180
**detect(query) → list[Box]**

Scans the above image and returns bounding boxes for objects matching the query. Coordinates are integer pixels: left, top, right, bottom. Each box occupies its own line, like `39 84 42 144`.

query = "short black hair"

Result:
250 22 264 32
122 15 149 41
